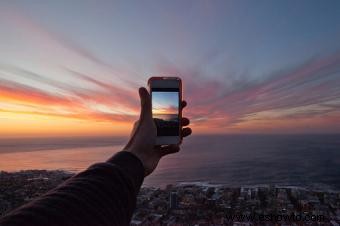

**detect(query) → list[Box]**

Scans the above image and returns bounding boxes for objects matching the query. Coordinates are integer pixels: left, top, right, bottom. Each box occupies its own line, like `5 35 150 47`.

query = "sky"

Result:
152 92 179 115
0 0 340 137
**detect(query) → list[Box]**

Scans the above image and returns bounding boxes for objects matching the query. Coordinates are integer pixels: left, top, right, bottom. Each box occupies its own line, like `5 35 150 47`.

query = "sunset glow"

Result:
0 1 340 137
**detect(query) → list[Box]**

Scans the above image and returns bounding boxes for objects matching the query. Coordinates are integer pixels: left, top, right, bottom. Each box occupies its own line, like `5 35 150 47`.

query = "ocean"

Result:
0 134 339 191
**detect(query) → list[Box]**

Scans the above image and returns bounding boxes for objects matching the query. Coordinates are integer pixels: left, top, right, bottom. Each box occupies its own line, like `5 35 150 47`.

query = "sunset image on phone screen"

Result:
152 91 179 136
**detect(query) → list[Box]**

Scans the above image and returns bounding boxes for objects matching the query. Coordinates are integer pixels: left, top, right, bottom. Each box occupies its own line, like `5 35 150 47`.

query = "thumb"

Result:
139 87 152 122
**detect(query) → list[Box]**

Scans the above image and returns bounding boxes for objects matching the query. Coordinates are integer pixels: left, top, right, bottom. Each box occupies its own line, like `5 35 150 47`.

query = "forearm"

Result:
0 151 144 226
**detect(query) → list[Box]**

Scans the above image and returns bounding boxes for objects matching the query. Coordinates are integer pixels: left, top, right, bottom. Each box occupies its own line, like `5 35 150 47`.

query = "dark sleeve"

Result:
0 151 144 226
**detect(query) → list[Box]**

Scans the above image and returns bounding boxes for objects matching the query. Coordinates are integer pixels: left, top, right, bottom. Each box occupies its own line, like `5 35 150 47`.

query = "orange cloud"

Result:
0 75 139 137
1 7 340 136
153 105 178 115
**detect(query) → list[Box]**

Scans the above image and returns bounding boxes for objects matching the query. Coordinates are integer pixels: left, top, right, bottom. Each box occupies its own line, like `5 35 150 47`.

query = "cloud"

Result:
1 51 340 133
0 107 135 122
66 69 138 108
1 7 340 133
0 67 140 123
0 6 143 126
0 7 139 86
0 7 149 131
156 51 340 132
153 105 178 115
0 78 76 107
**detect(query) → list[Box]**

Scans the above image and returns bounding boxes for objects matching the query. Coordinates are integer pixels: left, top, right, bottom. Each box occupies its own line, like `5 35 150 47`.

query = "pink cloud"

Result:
156 51 340 132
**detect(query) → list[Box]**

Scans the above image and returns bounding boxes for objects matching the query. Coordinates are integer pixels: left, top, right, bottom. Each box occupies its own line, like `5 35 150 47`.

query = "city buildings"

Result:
1 171 340 225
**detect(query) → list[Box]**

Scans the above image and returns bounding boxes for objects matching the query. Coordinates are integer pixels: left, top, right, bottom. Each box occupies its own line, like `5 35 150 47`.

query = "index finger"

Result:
181 100 187 109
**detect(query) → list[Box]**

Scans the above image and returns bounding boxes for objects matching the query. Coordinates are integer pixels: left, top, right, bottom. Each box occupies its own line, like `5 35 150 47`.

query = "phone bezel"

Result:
148 77 182 145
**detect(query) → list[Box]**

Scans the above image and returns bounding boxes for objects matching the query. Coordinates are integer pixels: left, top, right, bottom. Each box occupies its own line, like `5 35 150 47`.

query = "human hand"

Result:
123 87 191 176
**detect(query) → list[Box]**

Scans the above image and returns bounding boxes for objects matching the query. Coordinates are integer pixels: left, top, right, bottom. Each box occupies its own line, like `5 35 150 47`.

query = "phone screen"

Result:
151 88 180 136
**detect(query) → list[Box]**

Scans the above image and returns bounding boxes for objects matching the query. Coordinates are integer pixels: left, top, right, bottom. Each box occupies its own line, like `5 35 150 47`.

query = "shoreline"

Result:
2 170 340 224
1 169 339 193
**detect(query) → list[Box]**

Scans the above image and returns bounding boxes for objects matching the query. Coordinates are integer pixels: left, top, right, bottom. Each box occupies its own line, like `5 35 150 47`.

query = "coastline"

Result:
2 170 339 193
1 170 340 224
1 134 340 190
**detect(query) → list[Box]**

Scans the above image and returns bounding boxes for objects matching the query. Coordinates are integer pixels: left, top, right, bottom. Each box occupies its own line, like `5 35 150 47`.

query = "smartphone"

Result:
148 77 182 145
